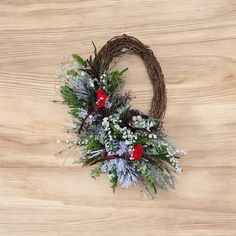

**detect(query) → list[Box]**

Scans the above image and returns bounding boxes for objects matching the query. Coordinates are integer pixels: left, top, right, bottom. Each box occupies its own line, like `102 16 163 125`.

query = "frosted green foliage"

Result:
58 51 185 196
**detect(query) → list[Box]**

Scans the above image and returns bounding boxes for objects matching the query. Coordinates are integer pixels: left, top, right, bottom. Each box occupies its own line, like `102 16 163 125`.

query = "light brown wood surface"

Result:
0 1 236 235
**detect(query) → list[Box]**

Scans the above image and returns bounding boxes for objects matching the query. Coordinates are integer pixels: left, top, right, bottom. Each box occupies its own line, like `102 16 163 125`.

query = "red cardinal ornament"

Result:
132 144 143 160
96 89 108 109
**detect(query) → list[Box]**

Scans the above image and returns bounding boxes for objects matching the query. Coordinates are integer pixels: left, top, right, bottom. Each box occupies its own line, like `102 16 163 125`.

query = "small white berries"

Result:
137 115 142 121
176 168 182 174
64 54 73 62
147 133 157 139
132 115 143 123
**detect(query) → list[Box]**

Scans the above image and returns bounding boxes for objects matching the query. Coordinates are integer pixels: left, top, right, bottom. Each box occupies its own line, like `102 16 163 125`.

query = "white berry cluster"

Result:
131 115 156 131
56 54 84 79
169 157 182 174
102 114 138 154
93 73 108 92
166 144 186 174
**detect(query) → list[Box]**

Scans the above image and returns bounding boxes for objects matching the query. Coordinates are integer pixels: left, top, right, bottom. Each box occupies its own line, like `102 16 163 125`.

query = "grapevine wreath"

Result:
57 34 185 196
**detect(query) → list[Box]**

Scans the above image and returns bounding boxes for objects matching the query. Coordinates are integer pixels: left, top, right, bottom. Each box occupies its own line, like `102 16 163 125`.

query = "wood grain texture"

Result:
0 1 236 235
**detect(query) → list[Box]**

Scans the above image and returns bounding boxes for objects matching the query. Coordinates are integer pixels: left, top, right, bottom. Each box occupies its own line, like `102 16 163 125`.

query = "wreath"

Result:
57 34 185 197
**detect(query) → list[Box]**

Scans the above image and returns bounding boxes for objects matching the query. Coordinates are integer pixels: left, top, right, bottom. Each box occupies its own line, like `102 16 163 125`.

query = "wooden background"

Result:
0 1 236 235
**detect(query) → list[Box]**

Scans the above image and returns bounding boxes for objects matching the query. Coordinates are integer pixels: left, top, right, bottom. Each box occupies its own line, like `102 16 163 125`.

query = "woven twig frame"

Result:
92 34 167 119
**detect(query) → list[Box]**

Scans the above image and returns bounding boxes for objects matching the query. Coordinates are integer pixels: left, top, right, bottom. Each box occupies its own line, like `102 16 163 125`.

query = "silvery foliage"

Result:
95 127 106 145
86 149 104 159
67 76 94 100
101 159 140 188
56 54 78 78
78 109 88 119
144 134 184 174
77 108 100 125
131 115 156 131
116 141 128 156
148 163 175 189
59 57 95 101
116 105 129 114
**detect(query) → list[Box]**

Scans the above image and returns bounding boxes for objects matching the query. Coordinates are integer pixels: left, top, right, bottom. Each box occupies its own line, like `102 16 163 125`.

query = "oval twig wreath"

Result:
57 34 185 197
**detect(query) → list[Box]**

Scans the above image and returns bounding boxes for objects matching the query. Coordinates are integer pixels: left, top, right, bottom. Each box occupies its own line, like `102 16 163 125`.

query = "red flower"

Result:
132 144 143 160
96 89 108 109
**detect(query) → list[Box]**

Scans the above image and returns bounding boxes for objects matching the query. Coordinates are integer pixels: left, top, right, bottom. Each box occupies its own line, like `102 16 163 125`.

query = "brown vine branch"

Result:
92 34 167 119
